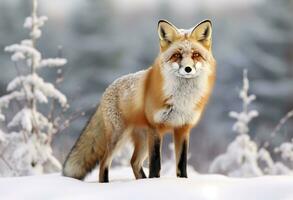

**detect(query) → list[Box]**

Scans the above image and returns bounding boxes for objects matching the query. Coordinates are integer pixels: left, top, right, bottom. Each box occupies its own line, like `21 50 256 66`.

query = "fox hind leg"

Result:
131 128 148 179
98 104 127 183
99 151 112 183
98 125 129 182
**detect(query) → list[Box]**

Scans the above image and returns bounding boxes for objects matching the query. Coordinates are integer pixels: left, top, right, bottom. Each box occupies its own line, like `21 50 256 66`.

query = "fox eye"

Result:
171 52 182 60
192 52 201 59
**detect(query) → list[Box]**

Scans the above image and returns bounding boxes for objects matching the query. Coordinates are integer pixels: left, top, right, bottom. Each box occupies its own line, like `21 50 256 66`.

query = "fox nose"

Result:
184 66 192 73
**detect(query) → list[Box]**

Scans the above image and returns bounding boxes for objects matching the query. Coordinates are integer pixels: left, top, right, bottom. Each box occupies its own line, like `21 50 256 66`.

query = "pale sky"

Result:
40 0 264 15
111 0 264 12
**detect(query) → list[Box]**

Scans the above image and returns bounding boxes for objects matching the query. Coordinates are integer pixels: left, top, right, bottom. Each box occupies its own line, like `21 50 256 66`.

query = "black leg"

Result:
139 167 147 178
177 140 188 178
100 167 109 183
149 136 161 178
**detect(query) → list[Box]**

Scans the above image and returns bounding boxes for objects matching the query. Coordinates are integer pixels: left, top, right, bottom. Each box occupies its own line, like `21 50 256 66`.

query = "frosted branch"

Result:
5 44 41 66
37 58 67 69
8 108 33 132
229 70 258 135
7 74 67 106
275 140 293 162
271 110 293 138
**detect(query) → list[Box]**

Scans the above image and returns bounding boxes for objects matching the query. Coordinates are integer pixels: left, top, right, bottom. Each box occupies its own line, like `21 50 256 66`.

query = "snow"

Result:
228 70 258 135
0 167 293 200
210 134 263 177
178 28 193 35
8 108 33 132
0 0 68 177
210 70 263 176
6 74 67 106
34 89 48 103
275 140 293 162
24 15 48 39
210 70 293 176
6 108 53 134
21 39 33 47
210 136 293 176
0 91 25 121
38 58 67 68
4 44 41 65
11 52 25 62
0 132 62 177
23 16 48 29
0 130 5 142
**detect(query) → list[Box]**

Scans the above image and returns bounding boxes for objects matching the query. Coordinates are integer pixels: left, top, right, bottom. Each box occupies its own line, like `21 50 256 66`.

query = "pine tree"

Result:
210 71 293 176
209 70 262 177
0 0 68 176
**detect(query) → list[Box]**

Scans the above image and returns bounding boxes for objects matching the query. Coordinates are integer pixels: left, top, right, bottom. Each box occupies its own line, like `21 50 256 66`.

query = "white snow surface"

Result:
1 167 293 200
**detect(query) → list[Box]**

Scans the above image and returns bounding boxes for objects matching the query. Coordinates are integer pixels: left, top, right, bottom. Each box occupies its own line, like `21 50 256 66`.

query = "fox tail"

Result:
62 107 106 180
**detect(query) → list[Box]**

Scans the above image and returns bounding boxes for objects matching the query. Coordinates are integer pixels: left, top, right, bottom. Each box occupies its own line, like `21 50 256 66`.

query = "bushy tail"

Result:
62 106 106 180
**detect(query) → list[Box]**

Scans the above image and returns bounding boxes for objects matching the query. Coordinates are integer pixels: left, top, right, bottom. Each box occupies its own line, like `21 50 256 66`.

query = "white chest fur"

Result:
154 66 210 127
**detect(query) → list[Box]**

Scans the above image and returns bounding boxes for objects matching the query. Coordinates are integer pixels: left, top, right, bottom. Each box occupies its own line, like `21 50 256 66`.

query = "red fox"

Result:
63 19 216 182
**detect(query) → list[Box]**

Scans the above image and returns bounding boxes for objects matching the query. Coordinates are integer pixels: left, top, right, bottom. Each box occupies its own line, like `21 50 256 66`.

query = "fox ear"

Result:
158 20 179 48
191 20 212 49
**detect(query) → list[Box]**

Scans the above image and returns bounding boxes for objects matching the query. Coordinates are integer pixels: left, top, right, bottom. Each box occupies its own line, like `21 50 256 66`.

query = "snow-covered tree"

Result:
210 71 293 176
0 0 68 176
209 70 263 177
229 70 259 135
241 0 293 146
209 134 263 177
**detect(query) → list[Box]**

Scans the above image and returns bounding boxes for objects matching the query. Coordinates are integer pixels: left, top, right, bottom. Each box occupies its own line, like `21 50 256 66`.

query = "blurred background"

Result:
0 0 292 173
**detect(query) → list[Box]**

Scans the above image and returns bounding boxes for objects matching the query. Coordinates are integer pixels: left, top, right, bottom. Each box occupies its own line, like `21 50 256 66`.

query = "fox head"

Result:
157 19 215 79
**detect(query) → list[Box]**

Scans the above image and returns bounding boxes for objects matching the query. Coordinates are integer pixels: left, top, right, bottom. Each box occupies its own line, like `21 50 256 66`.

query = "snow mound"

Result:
1 167 293 200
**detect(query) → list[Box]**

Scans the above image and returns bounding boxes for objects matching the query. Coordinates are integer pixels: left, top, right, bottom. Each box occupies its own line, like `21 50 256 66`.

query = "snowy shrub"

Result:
271 110 293 169
210 134 263 177
275 139 293 164
258 147 292 175
259 110 293 175
210 70 293 177
0 0 70 176
210 70 262 177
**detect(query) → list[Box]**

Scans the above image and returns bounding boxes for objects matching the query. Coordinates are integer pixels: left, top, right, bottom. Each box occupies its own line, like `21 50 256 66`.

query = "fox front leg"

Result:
148 129 162 178
174 126 190 178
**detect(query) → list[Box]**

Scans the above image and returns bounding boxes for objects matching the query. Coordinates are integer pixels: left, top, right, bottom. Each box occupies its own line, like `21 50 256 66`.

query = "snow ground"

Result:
1 167 293 200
